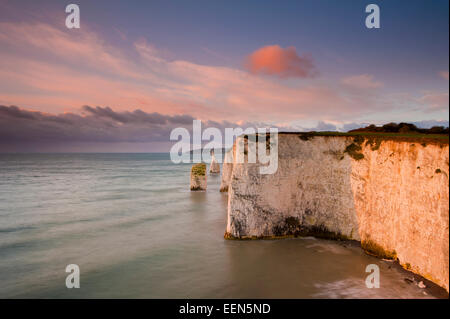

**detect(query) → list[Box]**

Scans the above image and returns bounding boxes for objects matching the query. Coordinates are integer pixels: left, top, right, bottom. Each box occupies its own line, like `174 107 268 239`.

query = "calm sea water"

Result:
0 153 445 298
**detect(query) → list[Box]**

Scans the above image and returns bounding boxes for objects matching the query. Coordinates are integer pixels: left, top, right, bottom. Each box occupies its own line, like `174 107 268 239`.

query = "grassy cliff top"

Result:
239 122 449 146
279 131 449 145
289 123 449 145
191 163 206 176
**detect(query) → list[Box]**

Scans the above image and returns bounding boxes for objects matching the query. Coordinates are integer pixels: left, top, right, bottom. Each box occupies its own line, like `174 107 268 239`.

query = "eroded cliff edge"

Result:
223 133 449 291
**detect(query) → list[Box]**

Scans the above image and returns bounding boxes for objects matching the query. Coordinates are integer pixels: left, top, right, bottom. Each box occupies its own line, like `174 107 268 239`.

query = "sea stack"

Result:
190 163 207 191
220 146 234 192
209 149 220 174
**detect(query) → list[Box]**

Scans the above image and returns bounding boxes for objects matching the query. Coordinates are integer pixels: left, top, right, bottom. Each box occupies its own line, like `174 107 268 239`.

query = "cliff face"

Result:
224 134 449 290
352 139 449 291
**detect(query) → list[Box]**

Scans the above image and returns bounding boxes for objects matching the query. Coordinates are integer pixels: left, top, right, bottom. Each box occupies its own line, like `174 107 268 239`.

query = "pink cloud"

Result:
244 45 316 78
0 21 404 124
341 74 383 89
420 91 449 111
439 70 449 80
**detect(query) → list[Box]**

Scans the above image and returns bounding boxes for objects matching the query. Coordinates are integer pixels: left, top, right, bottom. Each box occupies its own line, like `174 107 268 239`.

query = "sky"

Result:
0 0 448 152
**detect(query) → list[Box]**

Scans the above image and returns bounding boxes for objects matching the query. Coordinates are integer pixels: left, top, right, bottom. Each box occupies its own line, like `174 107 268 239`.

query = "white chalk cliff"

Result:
222 133 449 291
220 144 234 192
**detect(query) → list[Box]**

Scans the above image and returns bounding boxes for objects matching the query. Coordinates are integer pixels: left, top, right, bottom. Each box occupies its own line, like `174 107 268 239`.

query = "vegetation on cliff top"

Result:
343 135 365 160
191 163 206 176
291 123 449 159
288 122 449 145
349 122 448 135
292 131 449 143
244 123 449 145
344 142 364 160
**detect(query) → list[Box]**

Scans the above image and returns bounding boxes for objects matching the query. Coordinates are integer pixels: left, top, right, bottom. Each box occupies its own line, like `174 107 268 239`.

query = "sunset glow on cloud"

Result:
0 0 448 151
0 21 390 123
341 74 383 89
244 45 316 78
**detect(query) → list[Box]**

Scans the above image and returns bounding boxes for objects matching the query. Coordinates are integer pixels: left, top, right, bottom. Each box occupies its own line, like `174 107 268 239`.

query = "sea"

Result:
0 153 446 298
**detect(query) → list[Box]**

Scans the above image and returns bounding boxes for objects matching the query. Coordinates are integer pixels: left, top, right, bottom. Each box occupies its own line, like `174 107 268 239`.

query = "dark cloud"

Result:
0 105 37 119
2 105 447 152
0 105 197 148
81 105 195 125
0 105 278 152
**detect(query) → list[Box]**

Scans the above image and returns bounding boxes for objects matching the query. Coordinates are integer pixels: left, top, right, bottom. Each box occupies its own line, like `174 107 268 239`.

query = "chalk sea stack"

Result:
190 163 207 191
209 151 220 174
220 146 234 192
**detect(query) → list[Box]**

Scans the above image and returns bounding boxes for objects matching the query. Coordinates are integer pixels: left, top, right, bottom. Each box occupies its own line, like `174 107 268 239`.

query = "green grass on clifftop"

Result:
191 163 206 176
288 131 449 145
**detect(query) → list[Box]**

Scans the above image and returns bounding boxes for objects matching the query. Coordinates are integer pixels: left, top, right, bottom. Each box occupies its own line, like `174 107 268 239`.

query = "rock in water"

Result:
190 163 207 191
209 152 220 174
418 281 426 289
